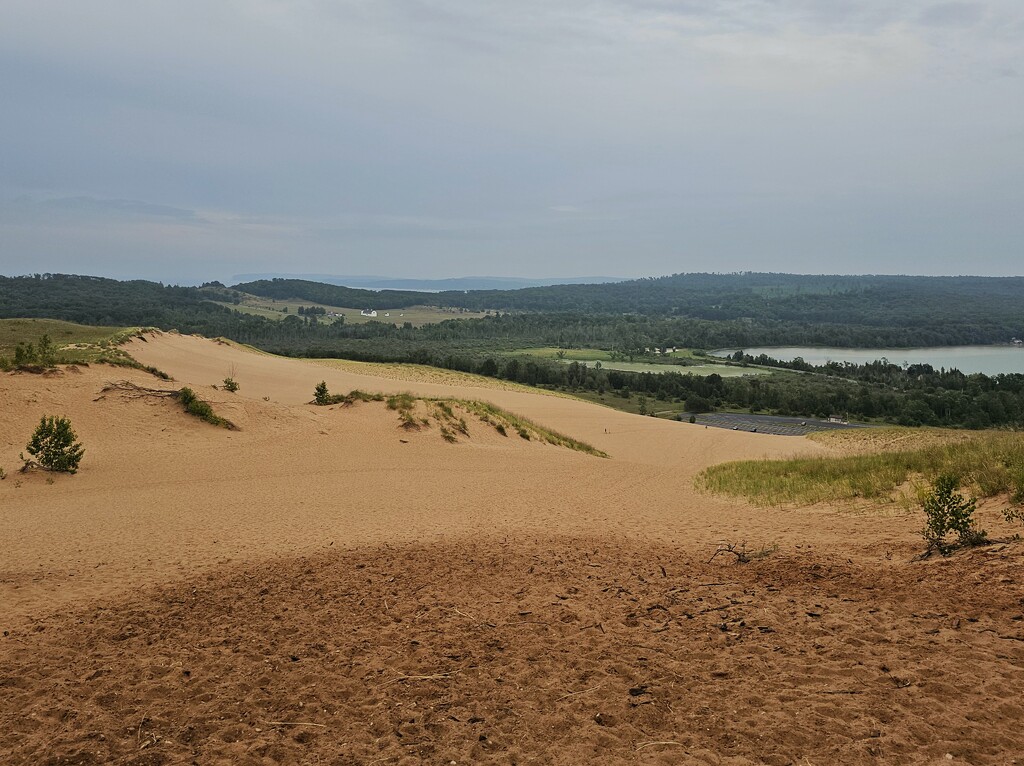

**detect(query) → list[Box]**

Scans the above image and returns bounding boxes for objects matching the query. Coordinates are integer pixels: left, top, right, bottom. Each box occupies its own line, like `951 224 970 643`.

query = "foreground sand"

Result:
2 332 1022 764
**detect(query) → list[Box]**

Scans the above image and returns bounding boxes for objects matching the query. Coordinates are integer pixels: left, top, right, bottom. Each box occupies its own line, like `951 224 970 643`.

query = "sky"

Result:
1 1 1022 284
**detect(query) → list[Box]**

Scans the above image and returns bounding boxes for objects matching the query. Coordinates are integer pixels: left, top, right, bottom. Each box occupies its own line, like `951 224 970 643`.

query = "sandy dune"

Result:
2 332 1022 764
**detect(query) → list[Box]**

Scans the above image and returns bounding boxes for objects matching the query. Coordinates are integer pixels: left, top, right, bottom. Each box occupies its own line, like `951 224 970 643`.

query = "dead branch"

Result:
636 741 685 751
101 380 180 398
707 542 750 564
261 720 328 728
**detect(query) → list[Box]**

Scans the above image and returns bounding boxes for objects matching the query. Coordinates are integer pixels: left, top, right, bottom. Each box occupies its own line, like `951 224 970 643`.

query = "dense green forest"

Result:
5 273 1023 350
235 273 1024 344
4 273 1024 429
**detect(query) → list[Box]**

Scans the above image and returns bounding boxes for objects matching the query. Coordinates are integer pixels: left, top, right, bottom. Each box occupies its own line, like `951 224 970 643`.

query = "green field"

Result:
510 347 766 377
213 296 488 326
0 318 132 361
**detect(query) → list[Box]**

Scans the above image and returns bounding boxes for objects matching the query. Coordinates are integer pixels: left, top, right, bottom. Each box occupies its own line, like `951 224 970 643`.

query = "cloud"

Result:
1 1 1022 280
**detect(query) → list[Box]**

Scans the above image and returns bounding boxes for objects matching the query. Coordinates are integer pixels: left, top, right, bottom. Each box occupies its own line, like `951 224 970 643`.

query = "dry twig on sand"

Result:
555 682 605 702
262 720 328 728
707 542 751 564
382 670 461 687
636 741 685 751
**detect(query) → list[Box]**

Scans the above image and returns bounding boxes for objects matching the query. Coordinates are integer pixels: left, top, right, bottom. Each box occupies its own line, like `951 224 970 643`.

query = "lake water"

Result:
711 346 1024 376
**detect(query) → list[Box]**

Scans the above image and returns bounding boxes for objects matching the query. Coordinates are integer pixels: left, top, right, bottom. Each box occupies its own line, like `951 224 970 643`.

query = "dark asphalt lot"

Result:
685 412 873 436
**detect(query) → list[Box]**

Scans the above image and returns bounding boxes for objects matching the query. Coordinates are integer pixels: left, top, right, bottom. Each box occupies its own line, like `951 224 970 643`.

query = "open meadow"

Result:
2 331 1023 764
213 295 489 326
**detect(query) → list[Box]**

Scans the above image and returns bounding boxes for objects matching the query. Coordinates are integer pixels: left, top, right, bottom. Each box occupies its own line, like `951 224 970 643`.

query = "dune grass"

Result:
324 387 607 457
0 319 169 378
453 399 607 456
0 318 126 357
697 429 1024 507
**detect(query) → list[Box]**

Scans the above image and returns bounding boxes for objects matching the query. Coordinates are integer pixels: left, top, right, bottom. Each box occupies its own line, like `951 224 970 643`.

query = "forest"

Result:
236 273 1024 344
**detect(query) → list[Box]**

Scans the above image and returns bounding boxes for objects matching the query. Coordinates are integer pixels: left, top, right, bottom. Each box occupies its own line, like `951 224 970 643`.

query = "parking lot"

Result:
688 412 872 436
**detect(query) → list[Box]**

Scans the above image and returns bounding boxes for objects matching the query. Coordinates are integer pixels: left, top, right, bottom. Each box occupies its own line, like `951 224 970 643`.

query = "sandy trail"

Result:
3 332 1021 764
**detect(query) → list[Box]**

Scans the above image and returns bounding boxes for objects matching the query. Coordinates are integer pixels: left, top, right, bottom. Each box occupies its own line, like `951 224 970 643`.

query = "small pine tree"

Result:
314 380 330 405
14 342 37 366
223 376 239 392
24 415 84 474
921 474 986 554
36 334 56 366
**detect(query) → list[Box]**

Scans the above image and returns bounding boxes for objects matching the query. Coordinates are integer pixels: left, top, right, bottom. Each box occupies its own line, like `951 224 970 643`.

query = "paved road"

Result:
684 412 873 437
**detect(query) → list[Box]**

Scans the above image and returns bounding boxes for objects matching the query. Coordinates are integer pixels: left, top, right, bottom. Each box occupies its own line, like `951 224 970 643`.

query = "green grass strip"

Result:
696 432 1024 506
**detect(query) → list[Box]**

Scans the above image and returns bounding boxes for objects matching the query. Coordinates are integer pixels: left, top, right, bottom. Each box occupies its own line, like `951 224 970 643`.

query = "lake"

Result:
712 345 1024 376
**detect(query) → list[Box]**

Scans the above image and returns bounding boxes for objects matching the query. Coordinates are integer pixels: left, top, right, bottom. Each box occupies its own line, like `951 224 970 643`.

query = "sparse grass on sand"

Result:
327 389 607 457
310 357 575 397
0 319 167 375
1 319 126 359
697 428 1024 507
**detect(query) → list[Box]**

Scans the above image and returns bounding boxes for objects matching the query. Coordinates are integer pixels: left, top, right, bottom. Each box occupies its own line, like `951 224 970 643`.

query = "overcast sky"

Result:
1 1 1022 283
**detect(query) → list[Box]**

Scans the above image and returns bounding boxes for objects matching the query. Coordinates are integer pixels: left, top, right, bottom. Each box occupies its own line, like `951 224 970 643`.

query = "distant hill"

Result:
230 274 625 292
231 272 1024 335
4 272 1024 351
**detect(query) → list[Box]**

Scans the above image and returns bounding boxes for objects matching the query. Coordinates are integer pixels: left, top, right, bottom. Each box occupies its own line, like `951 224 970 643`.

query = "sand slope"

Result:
2 332 1022 764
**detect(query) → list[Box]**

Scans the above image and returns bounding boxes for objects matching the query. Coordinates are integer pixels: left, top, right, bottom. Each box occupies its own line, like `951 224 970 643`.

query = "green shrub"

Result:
222 376 239 392
314 381 330 405
921 474 986 555
24 415 84 474
177 387 233 428
179 387 197 407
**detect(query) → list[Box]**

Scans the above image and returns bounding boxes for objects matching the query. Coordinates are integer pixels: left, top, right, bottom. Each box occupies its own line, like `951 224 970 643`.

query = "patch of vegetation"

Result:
321 388 607 456
222 376 239 392
456 399 606 456
920 474 987 556
21 415 85 474
177 387 235 429
696 431 1024 507
311 381 385 406
386 392 416 412
344 389 385 404
314 380 331 405
0 319 170 379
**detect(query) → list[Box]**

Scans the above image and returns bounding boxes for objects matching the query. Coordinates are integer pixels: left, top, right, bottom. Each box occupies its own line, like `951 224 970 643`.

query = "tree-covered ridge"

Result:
0 273 233 326
3 272 1024 350
233 273 1024 342
427 272 1024 323
229 278 428 311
